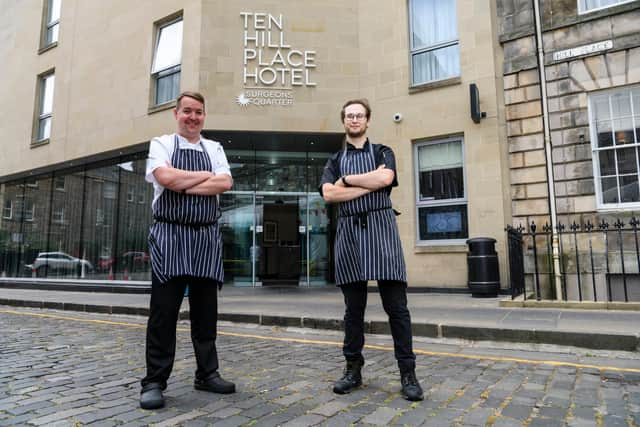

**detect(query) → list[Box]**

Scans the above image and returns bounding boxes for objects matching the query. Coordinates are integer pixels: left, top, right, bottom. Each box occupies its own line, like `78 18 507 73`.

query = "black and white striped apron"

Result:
148 135 224 284
335 143 406 285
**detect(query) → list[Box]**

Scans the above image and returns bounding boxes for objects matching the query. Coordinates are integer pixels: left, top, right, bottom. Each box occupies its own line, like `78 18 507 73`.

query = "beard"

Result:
346 128 366 138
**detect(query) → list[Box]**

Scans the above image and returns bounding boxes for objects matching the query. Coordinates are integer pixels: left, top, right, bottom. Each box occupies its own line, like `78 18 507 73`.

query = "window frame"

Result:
52 207 65 224
414 136 468 245
2 200 12 220
54 176 66 191
150 15 183 107
126 185 135 202
589 85 640 210
24 201 35 222
407 0 460 88
33 70 55 145
40 0 61 50
577 0 637 14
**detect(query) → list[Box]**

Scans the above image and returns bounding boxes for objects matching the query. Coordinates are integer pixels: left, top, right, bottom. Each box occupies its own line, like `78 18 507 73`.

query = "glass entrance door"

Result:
220 191 331 287
255 193 306 286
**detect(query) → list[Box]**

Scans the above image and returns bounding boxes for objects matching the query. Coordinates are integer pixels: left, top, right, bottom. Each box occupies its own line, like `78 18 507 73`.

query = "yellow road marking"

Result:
2 308 640 374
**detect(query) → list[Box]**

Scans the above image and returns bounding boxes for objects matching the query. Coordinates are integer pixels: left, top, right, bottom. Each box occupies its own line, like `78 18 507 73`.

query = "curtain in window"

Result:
418 140 462 171
410 0 457 49
156 71 180 105
412 45 459 85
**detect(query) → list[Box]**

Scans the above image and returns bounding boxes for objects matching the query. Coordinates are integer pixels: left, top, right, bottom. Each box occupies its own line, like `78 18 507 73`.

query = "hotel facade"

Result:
0 0 509 290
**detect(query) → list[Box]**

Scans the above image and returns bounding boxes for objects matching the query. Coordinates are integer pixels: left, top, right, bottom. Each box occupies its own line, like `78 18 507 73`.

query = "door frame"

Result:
227 190 311 287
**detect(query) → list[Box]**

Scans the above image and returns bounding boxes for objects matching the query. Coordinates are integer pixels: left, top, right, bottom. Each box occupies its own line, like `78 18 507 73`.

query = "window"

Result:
578 0 636 14
151 17 183 106
127 185 135 202
15 200 36 222
2 200 12 220
42 0 61 48
96 208 104 226
589 86 640 208
409 0 460 86
35 71 55 142
54 176 65 191
103 182 117 199
24 202 35 222
52 207 65 223
414 137 468 243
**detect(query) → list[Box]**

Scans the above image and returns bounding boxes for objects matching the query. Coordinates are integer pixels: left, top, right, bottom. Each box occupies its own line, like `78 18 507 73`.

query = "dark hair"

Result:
340 98 371 121
176 91 206 112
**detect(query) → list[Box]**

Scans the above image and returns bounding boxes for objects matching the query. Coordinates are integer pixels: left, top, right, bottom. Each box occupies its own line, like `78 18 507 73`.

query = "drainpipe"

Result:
532 0 563 300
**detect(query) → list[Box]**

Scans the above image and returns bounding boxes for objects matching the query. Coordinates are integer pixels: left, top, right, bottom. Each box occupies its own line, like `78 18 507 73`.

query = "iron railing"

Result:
506 219 640 302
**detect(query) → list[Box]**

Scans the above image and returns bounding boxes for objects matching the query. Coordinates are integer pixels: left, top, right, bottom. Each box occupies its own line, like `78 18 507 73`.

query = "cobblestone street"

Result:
1 307 639 427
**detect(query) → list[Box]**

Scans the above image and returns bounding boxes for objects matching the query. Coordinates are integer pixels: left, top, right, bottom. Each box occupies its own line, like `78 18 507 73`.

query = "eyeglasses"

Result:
345 113 366 121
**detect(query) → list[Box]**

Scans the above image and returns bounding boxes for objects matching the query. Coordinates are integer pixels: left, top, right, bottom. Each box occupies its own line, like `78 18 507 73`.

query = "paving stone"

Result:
210 415 252 427
281 413 326 427
360 406 399 425
601 414 629 427
462 407 496 425
325 412 363 426
538 405 568 418
529 417 564 427
310 400 350 417
501 403 532 420
491 417 524 427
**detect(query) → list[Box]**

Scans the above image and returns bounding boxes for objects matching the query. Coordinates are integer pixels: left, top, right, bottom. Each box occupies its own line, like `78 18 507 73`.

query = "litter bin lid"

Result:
466 237 496 244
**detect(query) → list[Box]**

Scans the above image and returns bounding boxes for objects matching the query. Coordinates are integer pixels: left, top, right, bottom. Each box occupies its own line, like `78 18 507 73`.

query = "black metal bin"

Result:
466 237 500 297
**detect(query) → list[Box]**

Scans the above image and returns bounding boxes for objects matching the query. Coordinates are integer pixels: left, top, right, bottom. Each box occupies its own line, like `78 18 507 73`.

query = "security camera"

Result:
393 113 403 123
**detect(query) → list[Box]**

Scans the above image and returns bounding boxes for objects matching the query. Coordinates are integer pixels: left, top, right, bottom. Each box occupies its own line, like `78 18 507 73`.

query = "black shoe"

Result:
194 372 236 394
140 383 164 410
401 370 424 401
333 360 363 394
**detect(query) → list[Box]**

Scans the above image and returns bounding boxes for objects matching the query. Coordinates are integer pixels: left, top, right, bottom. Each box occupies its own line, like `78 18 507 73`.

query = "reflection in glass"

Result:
308 194 331 285
596 120 613 148
0 137 338 286
592 96 610 121
613 118 634 144
116 158 152 281
601 177 619 204
47 171 85 278
220 193 254 286
620 175 639 203
418 205 468 240
616 147 637 174
598 150 615 176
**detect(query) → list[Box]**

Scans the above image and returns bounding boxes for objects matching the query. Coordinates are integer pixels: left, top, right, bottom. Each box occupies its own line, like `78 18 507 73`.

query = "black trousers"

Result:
141 273 219 389
340 280 416 373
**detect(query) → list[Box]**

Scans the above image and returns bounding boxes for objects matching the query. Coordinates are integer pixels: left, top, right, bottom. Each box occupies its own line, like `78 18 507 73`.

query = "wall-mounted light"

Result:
470 83 486 124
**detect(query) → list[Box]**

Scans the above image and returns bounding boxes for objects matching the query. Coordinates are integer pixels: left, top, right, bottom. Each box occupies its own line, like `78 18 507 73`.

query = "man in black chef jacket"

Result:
319 99 423 401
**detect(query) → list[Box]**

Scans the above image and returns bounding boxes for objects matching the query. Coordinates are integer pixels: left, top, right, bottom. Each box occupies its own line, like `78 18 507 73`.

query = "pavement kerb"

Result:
2 297 639 352
499 297 640 311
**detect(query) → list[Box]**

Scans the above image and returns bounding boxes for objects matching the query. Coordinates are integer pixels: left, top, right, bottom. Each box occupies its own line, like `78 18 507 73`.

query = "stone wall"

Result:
498 0 640 230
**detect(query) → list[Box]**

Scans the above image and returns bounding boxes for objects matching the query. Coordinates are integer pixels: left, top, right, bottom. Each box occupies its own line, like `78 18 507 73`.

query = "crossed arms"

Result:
153 162 232 196
321 165 394 203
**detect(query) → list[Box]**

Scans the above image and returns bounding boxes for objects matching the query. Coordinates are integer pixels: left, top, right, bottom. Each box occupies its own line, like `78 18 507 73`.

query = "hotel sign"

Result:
237 12 317 107
552 40 613 61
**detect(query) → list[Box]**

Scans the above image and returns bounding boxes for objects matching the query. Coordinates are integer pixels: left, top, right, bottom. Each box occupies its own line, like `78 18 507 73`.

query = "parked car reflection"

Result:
97 251 150 273
26 251 94 277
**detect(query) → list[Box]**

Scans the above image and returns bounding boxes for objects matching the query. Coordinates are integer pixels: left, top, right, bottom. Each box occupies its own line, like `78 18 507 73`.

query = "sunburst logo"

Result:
236 92 251 107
